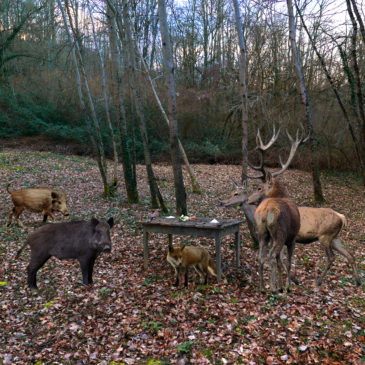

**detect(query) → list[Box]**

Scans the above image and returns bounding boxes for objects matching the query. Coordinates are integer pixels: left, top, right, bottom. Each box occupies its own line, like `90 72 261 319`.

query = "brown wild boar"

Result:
167 245 227 287
7 184 69 227
16 217 114 288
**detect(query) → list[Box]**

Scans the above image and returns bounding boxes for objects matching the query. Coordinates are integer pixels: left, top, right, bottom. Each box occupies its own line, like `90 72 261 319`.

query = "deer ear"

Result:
181 244 186 251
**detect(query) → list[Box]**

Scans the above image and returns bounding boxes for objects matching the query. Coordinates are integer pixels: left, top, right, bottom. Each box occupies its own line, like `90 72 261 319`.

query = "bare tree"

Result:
287 0 324 202
106 5 139 202
106 0 167 211
232 0 249 184
136 44 202 193
87 0 118 187
295 1 365 187
57 0 112 196
158 0 187 215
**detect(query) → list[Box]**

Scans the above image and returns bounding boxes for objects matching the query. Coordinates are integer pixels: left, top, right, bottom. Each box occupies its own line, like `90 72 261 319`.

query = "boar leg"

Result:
44 210 56 222
8 207 24 227
7 208 13 226
79 256 95 286
87 255 97 284
27 253 51 289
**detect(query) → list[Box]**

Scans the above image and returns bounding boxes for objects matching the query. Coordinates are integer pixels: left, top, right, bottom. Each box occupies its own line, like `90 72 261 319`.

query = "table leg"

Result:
215 232 222 281
168 234 173 249
235 227 240 268
143 229 149 270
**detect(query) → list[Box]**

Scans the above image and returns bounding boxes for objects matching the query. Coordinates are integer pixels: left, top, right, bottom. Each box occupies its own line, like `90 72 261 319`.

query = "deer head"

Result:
245 125 309 201
220 179 249 208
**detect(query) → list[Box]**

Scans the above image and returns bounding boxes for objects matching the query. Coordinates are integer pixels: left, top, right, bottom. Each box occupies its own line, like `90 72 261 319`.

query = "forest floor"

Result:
0 148 364 364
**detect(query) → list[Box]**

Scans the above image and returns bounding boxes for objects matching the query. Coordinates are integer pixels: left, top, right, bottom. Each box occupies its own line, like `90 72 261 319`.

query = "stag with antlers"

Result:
245 126 308 294
221 183 361 287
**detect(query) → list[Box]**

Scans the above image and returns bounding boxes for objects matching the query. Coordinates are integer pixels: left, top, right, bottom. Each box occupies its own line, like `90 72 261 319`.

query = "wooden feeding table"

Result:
141 217 246 281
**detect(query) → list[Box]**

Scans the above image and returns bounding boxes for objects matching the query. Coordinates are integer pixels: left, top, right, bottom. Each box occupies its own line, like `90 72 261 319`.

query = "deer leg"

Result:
285 242 296 292
331 238 361 286
316 247 335 286
258 241 268 294
276 254 284 293
268 242 281 294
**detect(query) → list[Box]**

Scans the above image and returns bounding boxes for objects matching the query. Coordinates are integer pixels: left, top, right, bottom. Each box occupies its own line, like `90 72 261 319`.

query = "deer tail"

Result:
336 212 347 228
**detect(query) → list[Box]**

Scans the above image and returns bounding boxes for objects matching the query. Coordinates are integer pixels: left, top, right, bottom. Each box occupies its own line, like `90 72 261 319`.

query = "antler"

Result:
272 126 309 177
256 125 281 151
245 125 281 180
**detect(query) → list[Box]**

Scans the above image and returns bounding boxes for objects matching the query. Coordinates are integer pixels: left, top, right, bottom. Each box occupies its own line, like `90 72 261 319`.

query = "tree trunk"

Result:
296 2 365 187
88 1 118 189
158 0 187 215
232 0 249 185
58 0 110 195
136 43 201 193
287 0 324 202
109 0 167 211
106 5 139 202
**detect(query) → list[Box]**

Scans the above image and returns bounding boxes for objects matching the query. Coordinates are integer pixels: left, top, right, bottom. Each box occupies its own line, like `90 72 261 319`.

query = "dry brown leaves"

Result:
0 149 364 364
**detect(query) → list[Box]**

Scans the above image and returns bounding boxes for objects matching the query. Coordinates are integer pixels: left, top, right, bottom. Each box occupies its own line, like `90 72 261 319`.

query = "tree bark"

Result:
58 0 110 195
106 5 139 202
232 0 249 185
87 1 118 188
108 0 167 211
158 0 187 215
287 0 324 202
136 43 201 193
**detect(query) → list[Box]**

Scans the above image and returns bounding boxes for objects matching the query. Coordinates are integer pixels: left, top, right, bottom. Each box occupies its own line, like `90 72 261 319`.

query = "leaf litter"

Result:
0 149 364 364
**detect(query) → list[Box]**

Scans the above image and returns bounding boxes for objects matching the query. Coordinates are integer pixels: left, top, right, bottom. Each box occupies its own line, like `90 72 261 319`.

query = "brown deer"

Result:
221 125 361 287
222 185 361 287
242 126 308 294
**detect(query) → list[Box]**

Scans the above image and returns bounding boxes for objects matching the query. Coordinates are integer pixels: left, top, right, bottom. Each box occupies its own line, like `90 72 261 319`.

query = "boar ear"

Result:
91 217 99 226
107 217 114 228
51 191 59 199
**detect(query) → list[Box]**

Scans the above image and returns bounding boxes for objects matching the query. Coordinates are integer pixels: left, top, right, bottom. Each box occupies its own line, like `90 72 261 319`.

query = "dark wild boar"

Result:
7 184 69 227
16 217 114 288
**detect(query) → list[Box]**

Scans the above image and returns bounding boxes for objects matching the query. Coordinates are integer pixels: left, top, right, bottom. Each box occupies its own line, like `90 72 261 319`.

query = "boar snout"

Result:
103 245 111 253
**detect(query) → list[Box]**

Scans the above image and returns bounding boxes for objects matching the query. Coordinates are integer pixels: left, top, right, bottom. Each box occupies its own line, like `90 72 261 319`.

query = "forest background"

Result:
1 0 364 177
